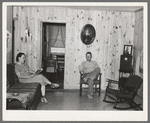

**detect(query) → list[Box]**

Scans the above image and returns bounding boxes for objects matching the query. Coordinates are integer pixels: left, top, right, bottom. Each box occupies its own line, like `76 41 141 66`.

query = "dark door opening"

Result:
42 22 66 91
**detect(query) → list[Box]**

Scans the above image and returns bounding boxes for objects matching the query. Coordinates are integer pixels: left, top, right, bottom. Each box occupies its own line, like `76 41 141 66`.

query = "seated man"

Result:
79 52 101 100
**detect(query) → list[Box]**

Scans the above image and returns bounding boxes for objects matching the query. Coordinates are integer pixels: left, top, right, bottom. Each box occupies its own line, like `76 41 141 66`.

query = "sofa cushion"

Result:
11 83 40 89
7 83 41 94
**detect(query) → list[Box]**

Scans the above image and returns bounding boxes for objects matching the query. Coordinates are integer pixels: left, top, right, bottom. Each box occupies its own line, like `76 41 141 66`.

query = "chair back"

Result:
45 59 56 67
57 55 65 70
124 75 143 90
57 55 65 62
97 73 102 80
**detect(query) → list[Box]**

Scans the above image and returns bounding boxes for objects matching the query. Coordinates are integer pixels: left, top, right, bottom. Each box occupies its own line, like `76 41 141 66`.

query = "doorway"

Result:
42 22 66 91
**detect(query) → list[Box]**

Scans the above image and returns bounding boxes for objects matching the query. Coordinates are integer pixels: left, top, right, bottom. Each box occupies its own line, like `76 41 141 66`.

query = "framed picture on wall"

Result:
80 24 96 45
123 45 133 56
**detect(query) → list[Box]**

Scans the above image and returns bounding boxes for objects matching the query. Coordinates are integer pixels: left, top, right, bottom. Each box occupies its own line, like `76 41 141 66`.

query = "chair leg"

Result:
113 98 119 108
95 85 97 93
80 83 82 96
99 84 101 96
94 84 101 96
128 100 142 110
103 94 116 103
103 93 107 101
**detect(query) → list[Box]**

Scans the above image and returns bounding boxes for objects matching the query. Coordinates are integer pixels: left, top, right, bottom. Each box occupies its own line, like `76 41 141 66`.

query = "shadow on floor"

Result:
43 71 64 92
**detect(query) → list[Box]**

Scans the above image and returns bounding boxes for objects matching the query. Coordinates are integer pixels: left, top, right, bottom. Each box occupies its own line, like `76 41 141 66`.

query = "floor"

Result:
44 71 64 92
38 71 143 111
36 90 142 110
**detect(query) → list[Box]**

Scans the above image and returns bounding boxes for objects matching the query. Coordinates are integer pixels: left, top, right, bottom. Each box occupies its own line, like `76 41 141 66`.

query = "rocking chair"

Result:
103 75 143 110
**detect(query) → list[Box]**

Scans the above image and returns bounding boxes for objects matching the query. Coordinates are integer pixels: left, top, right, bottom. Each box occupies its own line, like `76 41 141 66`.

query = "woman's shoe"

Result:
41 97 48 103
41 97 44 103
42 97 48 103
50 83 60 89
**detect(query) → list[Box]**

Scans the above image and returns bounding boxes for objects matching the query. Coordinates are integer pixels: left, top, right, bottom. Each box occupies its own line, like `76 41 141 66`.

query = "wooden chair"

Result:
103 75 143 110
80 73 102 96
103 78 119 103
44 59 56 80
56 55 65 73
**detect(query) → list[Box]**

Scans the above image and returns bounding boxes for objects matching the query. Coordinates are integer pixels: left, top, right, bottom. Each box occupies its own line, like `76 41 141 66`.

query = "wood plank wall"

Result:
7 6 13 64
134 10 143 98
13 6 139 90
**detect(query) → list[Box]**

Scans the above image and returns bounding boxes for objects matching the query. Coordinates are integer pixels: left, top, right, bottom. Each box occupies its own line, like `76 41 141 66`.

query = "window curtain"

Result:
46 25 59 47
46 25 66 48
60 25 66 47
45 24 65 57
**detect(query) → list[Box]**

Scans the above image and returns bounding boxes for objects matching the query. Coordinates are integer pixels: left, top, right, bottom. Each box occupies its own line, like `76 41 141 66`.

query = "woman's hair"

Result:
16 52 25 62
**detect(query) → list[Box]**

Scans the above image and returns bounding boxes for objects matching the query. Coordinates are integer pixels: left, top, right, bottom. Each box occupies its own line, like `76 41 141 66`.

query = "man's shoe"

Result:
87 94 93 100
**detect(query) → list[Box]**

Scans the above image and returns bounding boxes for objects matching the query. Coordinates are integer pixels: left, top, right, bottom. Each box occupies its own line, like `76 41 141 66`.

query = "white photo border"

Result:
3 2 148 121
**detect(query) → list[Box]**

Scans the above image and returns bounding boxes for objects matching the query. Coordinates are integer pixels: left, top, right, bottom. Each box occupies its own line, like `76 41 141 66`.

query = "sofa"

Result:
7 63 41 110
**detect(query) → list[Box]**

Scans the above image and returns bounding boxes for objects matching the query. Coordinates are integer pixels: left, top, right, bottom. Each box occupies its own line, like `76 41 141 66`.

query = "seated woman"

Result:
15 52 54 103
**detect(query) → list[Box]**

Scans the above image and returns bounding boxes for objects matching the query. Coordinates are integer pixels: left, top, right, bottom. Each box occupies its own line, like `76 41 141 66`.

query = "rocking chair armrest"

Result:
106 79 119 84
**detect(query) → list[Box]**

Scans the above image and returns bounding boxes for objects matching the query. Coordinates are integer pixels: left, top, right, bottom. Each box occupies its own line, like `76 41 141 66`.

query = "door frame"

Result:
38 19 67 82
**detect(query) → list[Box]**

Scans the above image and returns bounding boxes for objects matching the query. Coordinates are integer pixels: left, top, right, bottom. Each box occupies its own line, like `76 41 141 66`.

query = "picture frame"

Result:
80 24 96 45
123 45 133 56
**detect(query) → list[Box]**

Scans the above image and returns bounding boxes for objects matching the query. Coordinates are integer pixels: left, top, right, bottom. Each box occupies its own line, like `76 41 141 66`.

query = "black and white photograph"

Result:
3 2 148 121
123 45 132 55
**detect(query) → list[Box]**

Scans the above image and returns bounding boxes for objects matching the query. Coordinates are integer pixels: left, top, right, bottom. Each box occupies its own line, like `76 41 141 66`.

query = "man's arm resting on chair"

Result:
80 67 101 82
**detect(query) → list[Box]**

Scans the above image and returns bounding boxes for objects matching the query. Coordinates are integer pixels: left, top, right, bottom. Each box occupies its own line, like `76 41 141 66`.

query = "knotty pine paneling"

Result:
7 6 13 64
13 6 139 90
134 10 143 98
